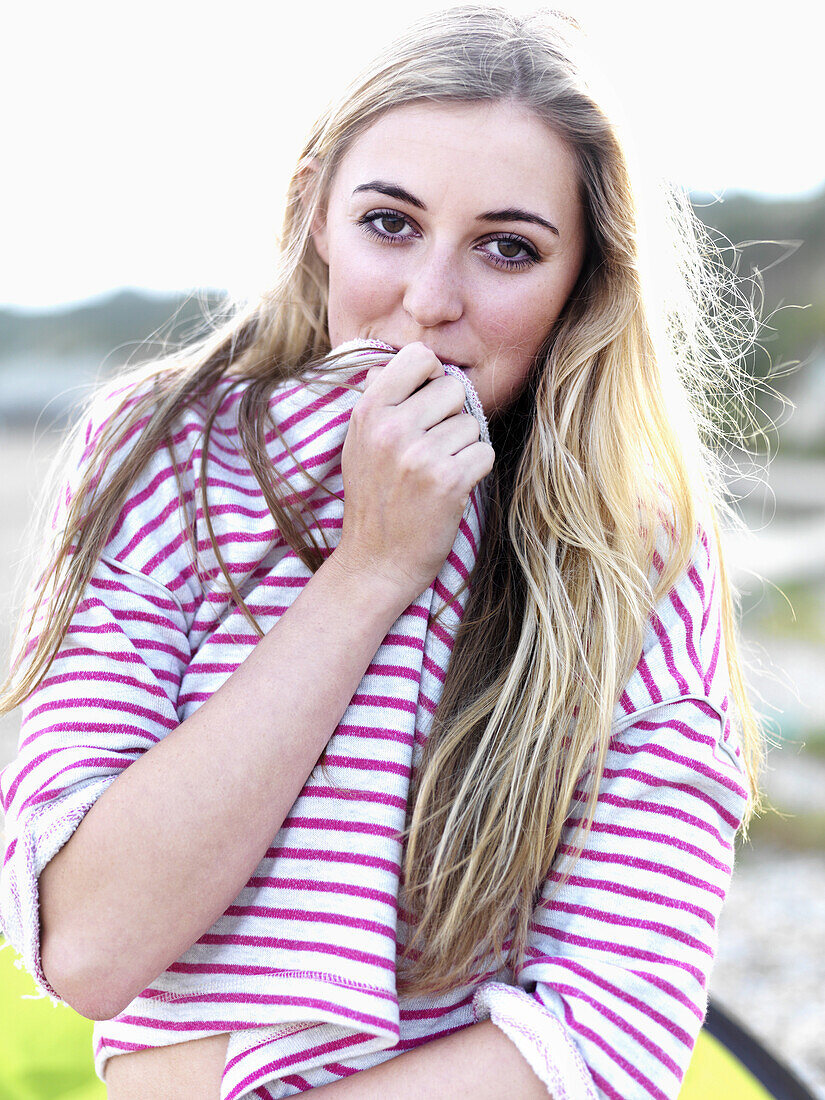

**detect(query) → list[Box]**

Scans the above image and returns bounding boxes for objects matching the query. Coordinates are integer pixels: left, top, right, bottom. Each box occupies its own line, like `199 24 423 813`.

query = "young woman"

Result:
0 7 763 1098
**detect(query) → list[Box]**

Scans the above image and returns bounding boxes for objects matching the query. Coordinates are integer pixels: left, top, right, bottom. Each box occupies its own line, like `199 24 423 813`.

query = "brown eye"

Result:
497 240 523 258
480 235 538 270
378 215 406 234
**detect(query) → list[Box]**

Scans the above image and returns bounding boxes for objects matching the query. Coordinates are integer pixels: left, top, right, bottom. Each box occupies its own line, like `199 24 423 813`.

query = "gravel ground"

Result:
712 837 825 1098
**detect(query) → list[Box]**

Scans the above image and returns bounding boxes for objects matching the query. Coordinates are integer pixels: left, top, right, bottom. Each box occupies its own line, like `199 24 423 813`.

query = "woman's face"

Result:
311 99 587 418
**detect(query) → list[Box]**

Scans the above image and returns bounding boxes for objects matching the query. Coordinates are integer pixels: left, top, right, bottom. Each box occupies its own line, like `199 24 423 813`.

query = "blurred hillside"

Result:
694 186 825 376
0 288 228 423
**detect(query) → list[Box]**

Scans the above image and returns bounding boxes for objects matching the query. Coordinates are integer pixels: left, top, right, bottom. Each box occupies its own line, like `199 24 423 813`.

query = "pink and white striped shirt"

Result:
0 344 748 1099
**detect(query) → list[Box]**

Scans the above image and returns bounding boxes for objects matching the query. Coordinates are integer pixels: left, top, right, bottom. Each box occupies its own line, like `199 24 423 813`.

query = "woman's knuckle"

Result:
464 412 481 438
449 378 466 404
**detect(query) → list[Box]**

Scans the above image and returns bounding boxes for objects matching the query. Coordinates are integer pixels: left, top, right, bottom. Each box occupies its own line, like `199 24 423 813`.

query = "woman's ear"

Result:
299 157 329 265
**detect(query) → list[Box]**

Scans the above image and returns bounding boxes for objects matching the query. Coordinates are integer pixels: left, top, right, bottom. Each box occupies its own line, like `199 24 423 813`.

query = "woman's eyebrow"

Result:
352 181 559 236
352 181 426 209
478 207 559 237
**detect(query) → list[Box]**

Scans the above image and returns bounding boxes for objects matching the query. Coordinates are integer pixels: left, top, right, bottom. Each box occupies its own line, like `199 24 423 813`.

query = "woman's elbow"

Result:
41 928 132 1021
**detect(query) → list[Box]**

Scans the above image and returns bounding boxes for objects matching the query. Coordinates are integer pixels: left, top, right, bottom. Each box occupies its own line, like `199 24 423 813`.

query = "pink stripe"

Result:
321 754 410 778
89 573 181 612
20 755 128 811
704 619 721 694
265 846 400 875
223 904 395 940
365 662 421 682
224 1032 374 1100
400 990 475 1021
422 653 448 684
119 492 186 562
37 668 171 701
245 876 397 909
589 1068 624 1100
562 1000 672 1100
4 743 128 806
458 514 479 557
282 815 401 839
195 933 394 971
629 969 704 1019
557 843 725 900
537 958 695 1044
576 789 732 847
527 929 706 986
26 693 175 726
539 901 713 955
610 736 748 801
544 871 715 928
108 464 180 543
596 766 740 833
564 816 732 875
96 1038 154 1055
446 547 471 583
391 1020 468 1051
323 1062 359 1077
299 785 407 811
650 611 690 695
636 650 664 704
333 724 414 747
281 1078 312 1095
382 632 425 653
670 588 705 684
20 721 160 753
348 693 417 715
554 981 682 1077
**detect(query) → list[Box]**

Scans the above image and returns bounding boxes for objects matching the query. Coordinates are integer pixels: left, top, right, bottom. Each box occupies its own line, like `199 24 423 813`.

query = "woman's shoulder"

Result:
56 369 258 587
76 367 251 467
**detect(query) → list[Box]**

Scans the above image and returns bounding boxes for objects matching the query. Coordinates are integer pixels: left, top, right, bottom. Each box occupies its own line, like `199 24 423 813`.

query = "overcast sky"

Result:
1 0 819 311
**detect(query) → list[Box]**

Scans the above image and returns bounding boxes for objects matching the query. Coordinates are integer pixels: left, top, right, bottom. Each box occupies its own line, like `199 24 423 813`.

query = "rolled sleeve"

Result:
0 556 189 999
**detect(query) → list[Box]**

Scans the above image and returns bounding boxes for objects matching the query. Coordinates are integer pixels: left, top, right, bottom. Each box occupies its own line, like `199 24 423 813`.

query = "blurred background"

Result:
1 1 822 1096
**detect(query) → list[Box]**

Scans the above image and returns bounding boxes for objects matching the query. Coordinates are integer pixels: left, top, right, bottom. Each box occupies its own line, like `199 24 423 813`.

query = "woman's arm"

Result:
39 550 407 1020
307 1021 550 1099
37 343 493 1021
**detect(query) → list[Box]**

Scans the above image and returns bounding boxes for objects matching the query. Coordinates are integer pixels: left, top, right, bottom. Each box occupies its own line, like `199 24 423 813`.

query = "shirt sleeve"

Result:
0 392 194 1000
472 526 750 1100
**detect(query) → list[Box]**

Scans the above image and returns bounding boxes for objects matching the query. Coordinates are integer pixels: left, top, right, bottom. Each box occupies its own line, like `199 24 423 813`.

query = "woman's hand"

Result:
335 342 495 606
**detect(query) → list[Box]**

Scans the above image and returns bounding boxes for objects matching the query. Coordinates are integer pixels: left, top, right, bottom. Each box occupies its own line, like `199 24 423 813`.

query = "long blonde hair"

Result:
1 6 764 999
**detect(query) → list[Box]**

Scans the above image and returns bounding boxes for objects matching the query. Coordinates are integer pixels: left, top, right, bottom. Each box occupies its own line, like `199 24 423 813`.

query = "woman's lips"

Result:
378 341 472 372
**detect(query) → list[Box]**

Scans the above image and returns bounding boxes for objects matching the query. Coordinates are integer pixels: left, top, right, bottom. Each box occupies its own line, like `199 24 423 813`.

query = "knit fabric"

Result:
0 341 749 1099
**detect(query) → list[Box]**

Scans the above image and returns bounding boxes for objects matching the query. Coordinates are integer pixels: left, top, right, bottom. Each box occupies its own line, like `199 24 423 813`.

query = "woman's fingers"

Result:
423 411 482 455
362 342 444 404
338 341 494 604
401 374 468 432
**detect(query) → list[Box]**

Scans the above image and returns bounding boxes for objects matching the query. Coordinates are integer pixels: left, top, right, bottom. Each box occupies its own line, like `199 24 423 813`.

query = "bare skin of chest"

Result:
104 1033 230 1098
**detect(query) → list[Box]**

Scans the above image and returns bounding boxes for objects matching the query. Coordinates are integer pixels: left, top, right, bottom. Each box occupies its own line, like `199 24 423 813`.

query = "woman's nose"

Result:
402 247 464 328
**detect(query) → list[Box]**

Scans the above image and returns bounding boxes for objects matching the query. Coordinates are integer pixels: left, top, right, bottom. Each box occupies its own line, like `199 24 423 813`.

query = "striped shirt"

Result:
0 344 748 1100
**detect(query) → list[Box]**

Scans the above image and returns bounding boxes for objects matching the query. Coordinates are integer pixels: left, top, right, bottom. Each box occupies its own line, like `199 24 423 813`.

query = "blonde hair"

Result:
1 6 764 999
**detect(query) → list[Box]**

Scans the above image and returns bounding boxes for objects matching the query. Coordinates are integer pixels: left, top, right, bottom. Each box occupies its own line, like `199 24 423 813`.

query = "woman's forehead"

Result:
335 99 582 225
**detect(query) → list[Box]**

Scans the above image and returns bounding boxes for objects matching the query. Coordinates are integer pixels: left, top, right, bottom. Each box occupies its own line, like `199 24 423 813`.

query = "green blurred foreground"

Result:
0 939 104 1099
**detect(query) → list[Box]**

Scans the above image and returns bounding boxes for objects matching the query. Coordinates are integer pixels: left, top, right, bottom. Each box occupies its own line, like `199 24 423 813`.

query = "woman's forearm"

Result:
307 1020 551 1099
39 551 408 1020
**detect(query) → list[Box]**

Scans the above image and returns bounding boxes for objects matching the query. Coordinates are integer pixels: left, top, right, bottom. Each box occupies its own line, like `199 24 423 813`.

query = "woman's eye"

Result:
359 211 415 240
375 214 407 235
482 237 538 269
